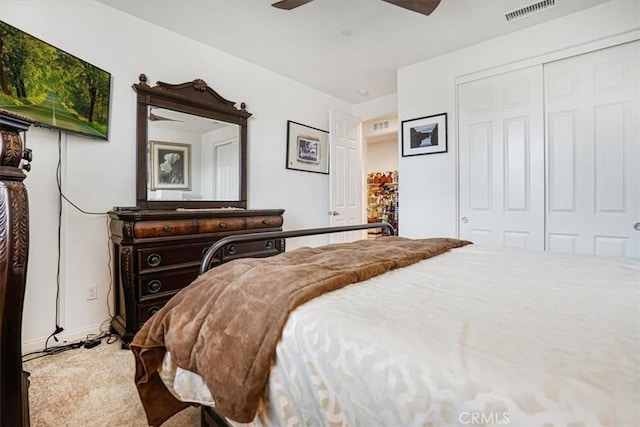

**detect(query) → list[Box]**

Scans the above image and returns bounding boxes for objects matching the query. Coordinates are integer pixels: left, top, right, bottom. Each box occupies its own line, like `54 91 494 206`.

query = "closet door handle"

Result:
461 217 469 224
634 222 640 231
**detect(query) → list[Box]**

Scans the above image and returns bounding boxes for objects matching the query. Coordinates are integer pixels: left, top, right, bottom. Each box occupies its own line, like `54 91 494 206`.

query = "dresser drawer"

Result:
137 297 172 327
215 239 284 262
138 268 199 300
133 220 197 238
196 217 244 233
138 242 211 272
246 215 283 230
133 217 247 238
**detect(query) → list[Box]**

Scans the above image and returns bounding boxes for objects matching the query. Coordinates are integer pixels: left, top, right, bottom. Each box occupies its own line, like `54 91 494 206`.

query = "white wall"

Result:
363 114 399 173
1 0 351 350
353 93 397 121
366 140 398 174
397 0 640 239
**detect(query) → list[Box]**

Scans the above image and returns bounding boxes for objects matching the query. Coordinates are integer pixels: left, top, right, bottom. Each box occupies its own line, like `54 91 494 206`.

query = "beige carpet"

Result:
23 338 200 426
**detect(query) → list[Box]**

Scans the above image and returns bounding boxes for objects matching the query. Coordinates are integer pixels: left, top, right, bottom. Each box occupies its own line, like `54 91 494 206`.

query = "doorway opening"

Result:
363 114 399 237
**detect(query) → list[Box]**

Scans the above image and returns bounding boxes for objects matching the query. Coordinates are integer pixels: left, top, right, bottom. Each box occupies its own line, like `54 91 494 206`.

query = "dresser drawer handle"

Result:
219 222 227 228
147 306 160 317
227 244 237 255
147 280 162 294
162 225 171 232
147 254 162 267
202 246 210 256
262 219 269 225
265 240 274 250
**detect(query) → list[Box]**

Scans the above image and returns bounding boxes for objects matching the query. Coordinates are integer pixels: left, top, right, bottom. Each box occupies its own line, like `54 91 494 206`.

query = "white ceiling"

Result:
98 0 609 104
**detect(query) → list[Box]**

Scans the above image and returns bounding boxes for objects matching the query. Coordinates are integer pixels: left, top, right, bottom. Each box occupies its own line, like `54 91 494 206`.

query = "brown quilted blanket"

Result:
130 236 470 425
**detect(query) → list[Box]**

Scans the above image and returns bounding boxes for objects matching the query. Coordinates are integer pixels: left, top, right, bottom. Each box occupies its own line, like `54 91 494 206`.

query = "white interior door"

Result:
329 109 364 243
545 41 640 257
458 66 545 250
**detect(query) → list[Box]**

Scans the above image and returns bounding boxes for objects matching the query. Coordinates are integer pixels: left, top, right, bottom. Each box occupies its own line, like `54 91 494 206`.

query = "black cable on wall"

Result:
48 132 111 345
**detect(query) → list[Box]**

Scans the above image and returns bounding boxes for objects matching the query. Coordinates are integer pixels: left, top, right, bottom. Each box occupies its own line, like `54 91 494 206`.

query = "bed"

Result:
130 224 640 427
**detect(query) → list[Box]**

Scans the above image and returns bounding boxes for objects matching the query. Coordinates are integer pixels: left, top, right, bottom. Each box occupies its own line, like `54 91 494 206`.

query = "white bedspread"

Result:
162 245 640 426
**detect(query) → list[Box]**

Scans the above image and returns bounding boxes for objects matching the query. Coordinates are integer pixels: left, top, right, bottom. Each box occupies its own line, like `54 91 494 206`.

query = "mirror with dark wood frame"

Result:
133 74 250 210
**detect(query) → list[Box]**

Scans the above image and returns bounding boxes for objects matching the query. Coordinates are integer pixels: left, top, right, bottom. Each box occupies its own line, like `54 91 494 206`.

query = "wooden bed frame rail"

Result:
199 222 395 275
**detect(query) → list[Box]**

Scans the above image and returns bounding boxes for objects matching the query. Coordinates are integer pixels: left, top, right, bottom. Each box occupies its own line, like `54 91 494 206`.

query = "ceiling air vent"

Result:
373 120 390 131
505 0 555 22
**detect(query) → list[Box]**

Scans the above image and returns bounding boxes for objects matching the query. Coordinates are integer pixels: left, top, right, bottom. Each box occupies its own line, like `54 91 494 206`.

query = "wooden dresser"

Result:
109 208 285 346
0 110 33 426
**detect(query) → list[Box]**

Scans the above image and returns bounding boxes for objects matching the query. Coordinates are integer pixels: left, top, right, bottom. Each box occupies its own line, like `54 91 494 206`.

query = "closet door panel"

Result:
545 41 639 258
468 122 492 211
504 117 529 211
547 111 577 213
594 104 625 213
548 233 578 253
459 66 545 250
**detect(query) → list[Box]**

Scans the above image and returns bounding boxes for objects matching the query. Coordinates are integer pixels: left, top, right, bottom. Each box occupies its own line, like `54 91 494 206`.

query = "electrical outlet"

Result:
86 284 97 300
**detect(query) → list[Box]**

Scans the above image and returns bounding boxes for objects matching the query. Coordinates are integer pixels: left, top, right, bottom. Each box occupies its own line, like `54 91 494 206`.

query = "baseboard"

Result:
21 323 105 354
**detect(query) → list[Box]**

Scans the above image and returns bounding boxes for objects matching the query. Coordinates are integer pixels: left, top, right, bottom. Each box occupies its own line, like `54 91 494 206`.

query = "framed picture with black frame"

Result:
285 120 329 174
401 113 448 157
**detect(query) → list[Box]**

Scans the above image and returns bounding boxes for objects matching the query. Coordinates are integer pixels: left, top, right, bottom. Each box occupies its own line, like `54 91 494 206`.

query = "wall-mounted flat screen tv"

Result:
0 21 111 140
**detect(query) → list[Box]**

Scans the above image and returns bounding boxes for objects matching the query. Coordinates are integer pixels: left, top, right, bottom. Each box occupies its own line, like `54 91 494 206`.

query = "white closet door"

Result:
545 41 639 258
458 66 545 250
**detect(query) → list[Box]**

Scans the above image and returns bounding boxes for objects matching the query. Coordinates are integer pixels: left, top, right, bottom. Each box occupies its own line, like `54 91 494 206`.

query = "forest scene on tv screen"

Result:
0 21 111 140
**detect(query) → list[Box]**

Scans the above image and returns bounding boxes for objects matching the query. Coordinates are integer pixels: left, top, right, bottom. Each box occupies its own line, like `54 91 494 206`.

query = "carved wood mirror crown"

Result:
133 74 250 210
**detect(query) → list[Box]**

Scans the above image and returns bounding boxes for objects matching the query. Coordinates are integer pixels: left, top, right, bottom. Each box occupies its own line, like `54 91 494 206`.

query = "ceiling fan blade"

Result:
381 0 442 16
272 0 313 10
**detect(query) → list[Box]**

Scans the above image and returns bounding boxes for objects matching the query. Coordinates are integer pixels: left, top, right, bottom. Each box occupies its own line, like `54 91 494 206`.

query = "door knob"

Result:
328 211 340 216
461 217 469 224
634 222 640 231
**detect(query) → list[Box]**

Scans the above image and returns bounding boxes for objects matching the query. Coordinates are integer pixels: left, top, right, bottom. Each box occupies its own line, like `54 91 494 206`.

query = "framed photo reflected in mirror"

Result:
150 140 192 190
